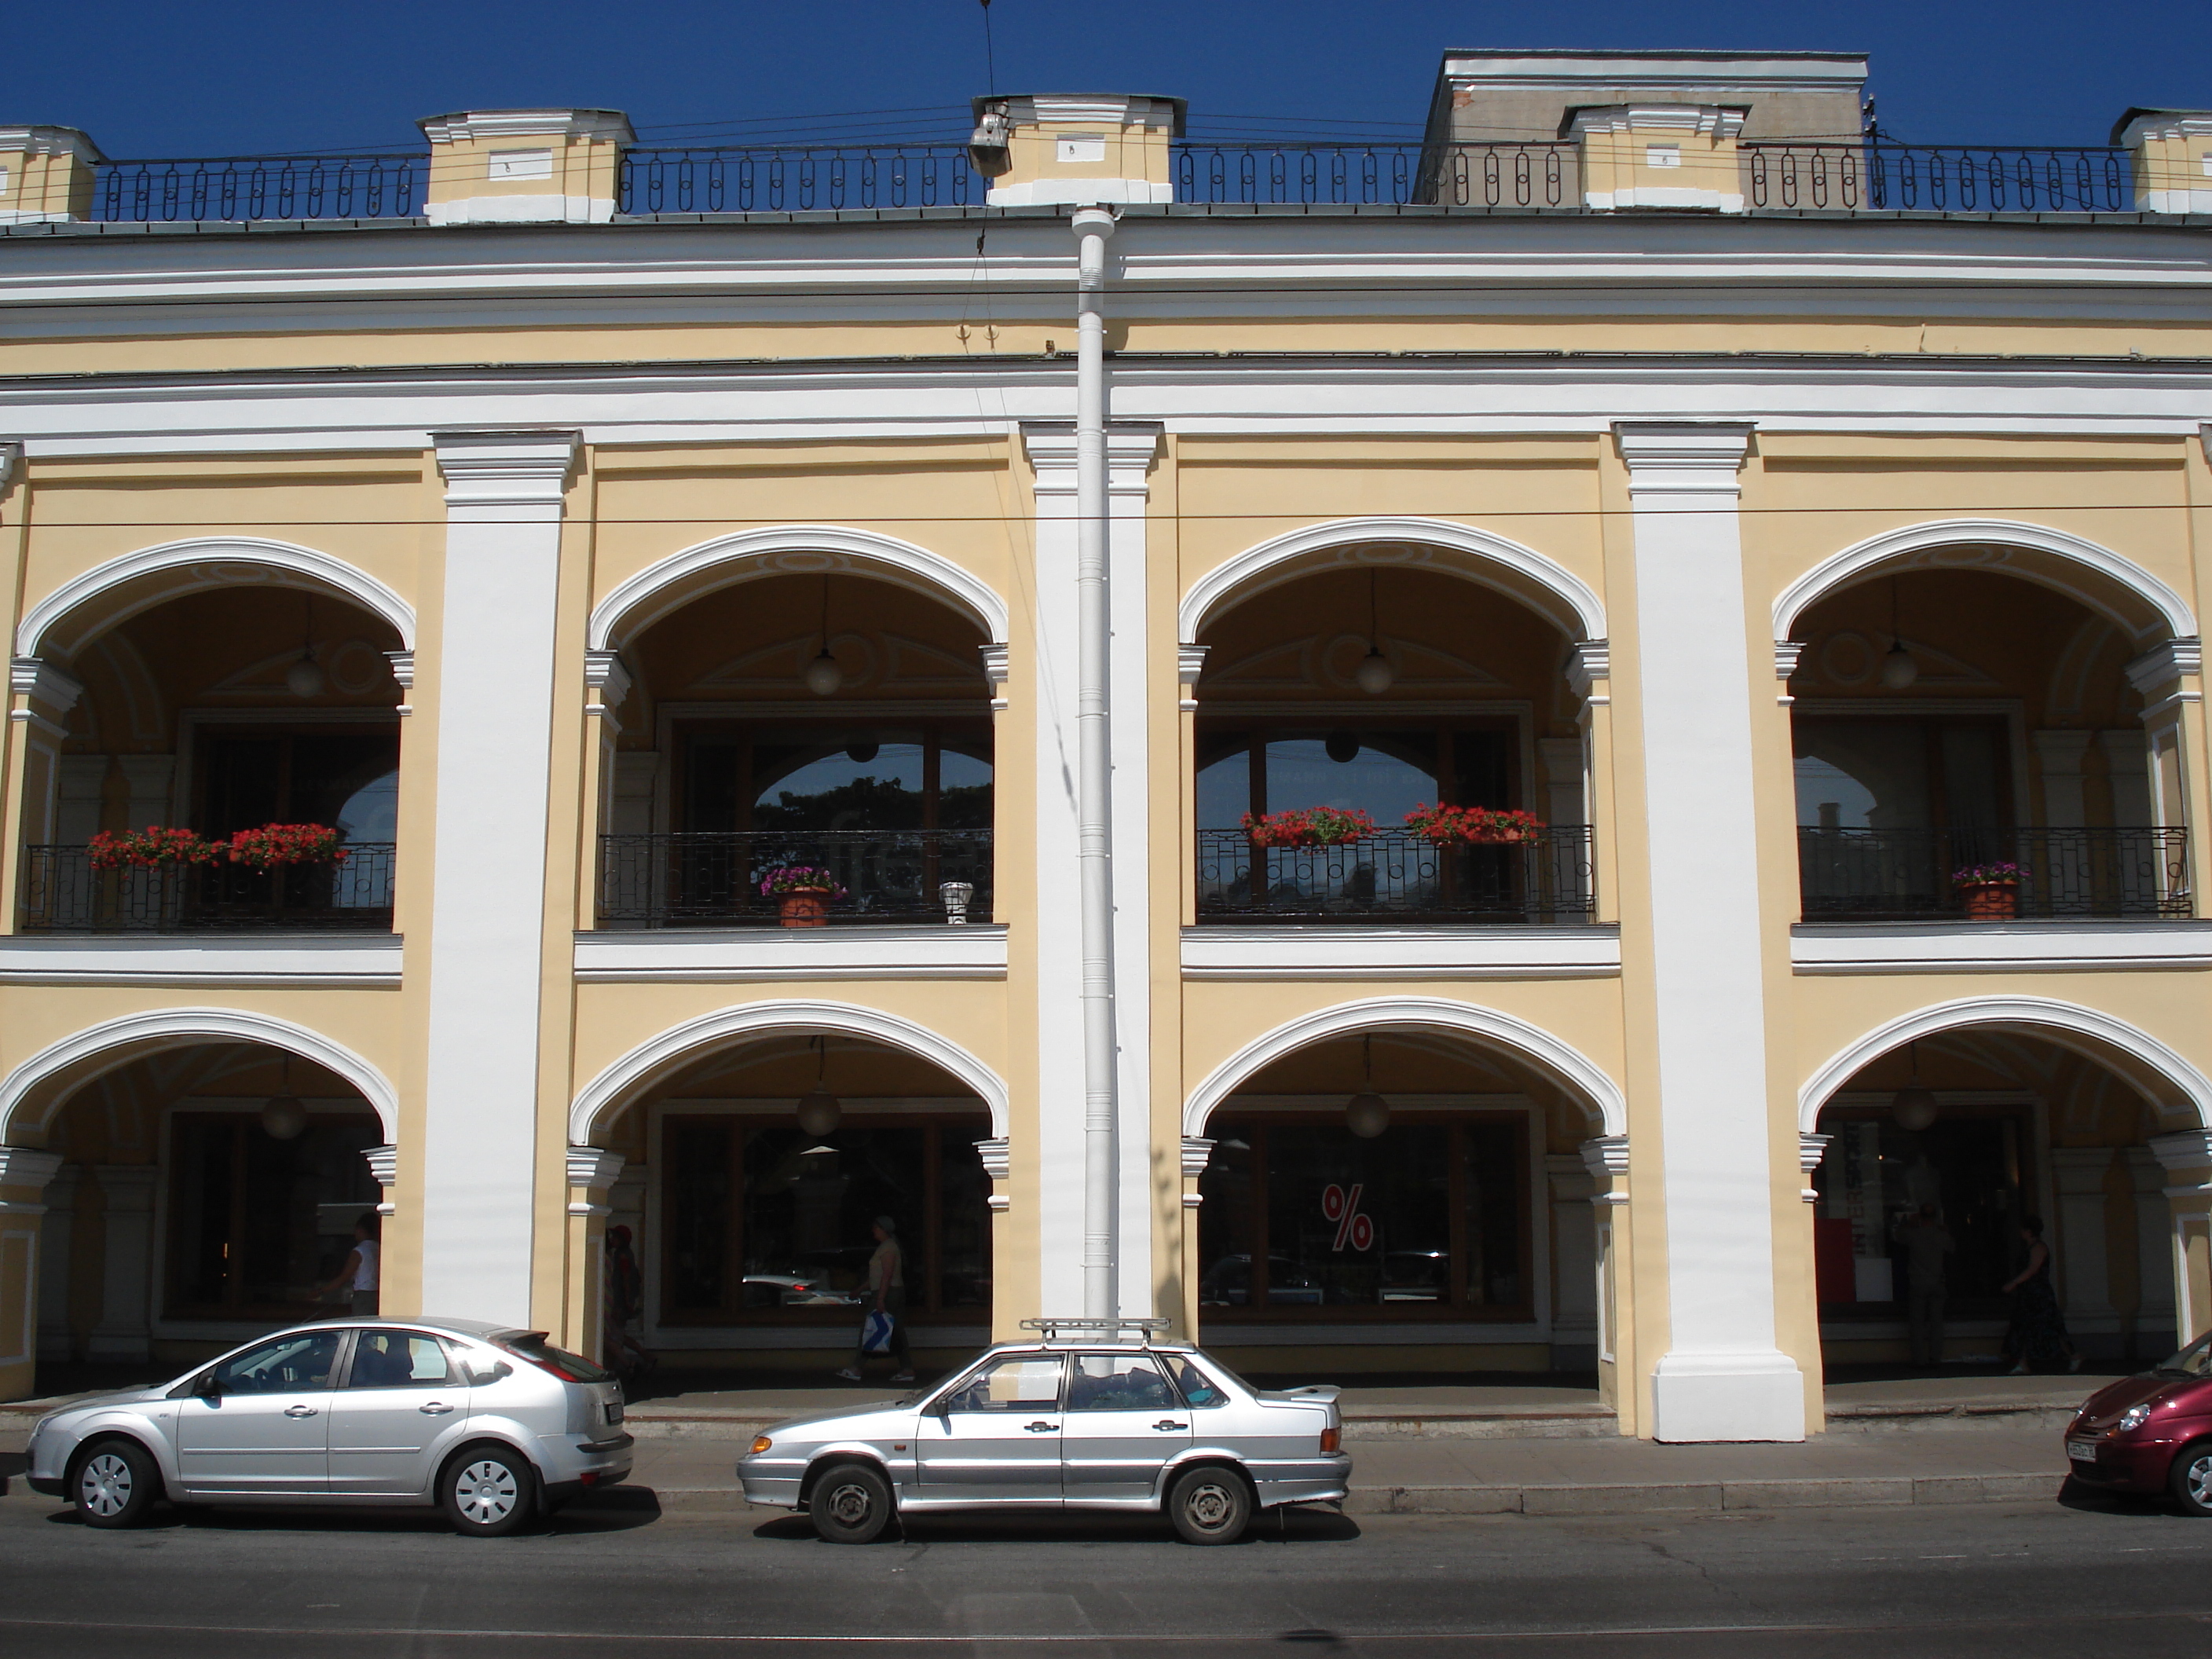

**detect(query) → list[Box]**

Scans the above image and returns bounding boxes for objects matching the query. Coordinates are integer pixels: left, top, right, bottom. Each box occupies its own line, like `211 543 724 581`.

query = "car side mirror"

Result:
192 1372 224 1398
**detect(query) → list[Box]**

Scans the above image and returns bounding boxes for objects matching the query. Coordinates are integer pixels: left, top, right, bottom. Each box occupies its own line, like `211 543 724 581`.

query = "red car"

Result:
2063 1332 2212 1512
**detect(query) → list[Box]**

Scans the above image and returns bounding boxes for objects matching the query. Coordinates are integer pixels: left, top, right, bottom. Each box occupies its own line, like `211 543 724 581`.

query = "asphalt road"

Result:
1 1482 2208 1657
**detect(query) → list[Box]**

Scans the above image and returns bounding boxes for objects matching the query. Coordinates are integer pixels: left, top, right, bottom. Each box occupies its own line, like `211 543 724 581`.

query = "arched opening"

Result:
1186 1008 1620 1381
595 563 996 928
1188 542 1596 925
1804 1009 2208 1379
25 1040 388 1391
582 1027 1000 1383
16 558 407 934
1785 536 2193 921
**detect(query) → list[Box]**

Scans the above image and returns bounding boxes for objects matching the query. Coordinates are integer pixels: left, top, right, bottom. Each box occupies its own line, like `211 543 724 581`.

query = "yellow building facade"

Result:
4 52 2212 1441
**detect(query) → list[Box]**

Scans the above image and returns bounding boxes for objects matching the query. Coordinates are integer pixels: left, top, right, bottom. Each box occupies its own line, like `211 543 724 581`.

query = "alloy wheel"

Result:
2187 1453 2212 1509
77 1452 134 1518
456 1459 520 1525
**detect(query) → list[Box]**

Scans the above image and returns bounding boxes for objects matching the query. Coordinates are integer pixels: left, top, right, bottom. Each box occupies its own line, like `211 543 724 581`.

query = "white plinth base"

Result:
1650 1350 1807 1442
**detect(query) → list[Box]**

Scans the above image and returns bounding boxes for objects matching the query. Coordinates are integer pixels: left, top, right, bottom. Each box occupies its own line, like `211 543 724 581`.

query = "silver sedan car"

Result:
24 1317 632 1536
739 1334 1349 1544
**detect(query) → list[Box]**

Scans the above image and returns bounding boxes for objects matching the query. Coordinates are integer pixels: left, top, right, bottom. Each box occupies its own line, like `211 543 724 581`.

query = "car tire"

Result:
1166 1463 1252 1545
70 1437 162 1529
440 1445 540 1538
808 1462 894 1544
2169 1441 2212 1516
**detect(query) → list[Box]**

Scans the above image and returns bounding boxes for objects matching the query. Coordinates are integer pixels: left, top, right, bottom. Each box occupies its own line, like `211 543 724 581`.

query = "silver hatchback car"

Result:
24 1317 632 1536
739 1327 1350 1544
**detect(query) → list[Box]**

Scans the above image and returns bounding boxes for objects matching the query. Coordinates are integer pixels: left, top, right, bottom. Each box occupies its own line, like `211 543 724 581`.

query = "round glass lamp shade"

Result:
1892 1087 1939 1133
1353 650 1394 695
796 1088 844 1137
1346 1091 1391 1139
259 1094 309 1141
804 652 845 696
1879 646 1919 690
285 657 328 698
1324 730 1361 764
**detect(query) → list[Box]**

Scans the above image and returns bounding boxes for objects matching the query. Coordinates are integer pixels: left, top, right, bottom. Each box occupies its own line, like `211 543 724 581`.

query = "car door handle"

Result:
1024 1420 1058 1432
418 1402 454 1415
284 1404 318 1418
1154 1419 1187 1431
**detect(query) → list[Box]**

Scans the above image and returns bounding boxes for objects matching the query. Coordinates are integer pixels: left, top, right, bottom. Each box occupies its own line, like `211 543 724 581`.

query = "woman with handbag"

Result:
836 1216 913 1384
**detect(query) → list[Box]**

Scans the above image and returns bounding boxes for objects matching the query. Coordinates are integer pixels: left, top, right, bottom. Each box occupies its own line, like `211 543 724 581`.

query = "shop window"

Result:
1810 1107 2030 1317
1196 1114 1530 1319
165 1110 383 1320
659 1117 992 1324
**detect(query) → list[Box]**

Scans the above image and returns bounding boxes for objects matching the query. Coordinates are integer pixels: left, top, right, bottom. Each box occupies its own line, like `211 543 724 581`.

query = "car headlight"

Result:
2119 1404 2153 1431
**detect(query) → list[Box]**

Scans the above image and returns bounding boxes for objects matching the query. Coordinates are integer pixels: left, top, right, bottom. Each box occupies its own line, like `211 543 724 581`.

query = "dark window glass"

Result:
209 1331 342 1394
1163 1354 1232 1408
344 1331 455 1389
944 1353 1063 1412
1811 1110 2027 1315
1194 723 1519 829
196 730 401 838
1069 1353 1176 1412
498 1334 615 1384
165 1112 381 1319
680 724 992 833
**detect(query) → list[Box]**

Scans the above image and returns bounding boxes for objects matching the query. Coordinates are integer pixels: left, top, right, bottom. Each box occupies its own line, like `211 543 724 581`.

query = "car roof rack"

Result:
1019 1317 1174 1345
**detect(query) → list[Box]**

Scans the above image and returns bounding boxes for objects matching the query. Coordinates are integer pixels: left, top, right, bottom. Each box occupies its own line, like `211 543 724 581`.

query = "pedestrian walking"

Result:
2000 1214 2082 1375
836 1215 913 1385
1895 1203 1954 1368
319 1213 379 1316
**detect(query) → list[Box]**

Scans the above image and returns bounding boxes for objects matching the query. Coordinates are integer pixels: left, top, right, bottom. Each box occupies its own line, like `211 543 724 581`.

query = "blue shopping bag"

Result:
860 1310 895 1355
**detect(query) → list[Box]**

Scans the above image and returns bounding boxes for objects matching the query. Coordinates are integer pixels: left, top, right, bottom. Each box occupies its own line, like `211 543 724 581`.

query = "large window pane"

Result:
165 1111 381 1319
1265 1122 1450 1309
1265 734 1438 822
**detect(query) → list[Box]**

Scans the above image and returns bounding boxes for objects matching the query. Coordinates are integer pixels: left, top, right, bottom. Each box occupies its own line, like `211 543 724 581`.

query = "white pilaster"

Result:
2125 1147 2180 1353
86 1163 157 1361
35 1162 79 1361
2049 1147 2118 1343
53 756 108 843
1616 422 1803 1442
420 430 578 1326
0 1148 63 1379
116 755 176 829
1547 1153 1599 1368
2148 1130 2212 1345
1020 420 1162 1319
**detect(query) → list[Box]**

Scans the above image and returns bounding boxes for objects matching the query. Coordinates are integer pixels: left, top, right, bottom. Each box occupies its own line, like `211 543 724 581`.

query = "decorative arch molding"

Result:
1773 519 2196 647
1797 994 2212 1133
17 537 418 660
1181 995 1626 1140
1179 518 1606 646
588 526 1009 652
0 1007 400 1144
569 1000 1010 1145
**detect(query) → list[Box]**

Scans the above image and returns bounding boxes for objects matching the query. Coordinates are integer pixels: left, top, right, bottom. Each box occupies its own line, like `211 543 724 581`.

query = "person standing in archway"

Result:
836 1217 912 1385
1895 1203 1954 1368
319 1213 379 1316
2000 1215 2082 1375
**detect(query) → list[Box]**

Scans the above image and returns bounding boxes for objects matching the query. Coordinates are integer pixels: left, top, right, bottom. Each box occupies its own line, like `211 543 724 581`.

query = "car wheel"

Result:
1166 1464 1251 1545
440 1445 540 1537
71 1437 161 1529
808 1462 894 1544
2170 1441 2212 1516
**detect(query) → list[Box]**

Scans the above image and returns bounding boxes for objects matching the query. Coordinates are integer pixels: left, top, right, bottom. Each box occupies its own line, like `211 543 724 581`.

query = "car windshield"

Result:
2156 1334 2212 1377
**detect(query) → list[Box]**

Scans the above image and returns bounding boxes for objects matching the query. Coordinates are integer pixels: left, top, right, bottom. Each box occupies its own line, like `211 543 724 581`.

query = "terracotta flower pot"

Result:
778 893 830 928
1960 882 2018 921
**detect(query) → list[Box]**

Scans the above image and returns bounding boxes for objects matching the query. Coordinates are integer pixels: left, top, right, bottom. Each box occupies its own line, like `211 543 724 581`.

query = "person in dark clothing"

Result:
2000 1214 2082 1375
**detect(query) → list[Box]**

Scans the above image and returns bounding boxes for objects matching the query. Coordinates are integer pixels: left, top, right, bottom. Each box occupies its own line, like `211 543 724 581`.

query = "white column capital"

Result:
0 1145 64 1191
1020 422 1163 495
584 650 632 705
10 657 83 714
1613 423 1755 494
975 1137 1011 1212
979 644 1011 712
2148 1130 2212 1173
0 440 20 490
1580 1134 1630 1181
2126 637 2203 699
432 430 580 509
93 1163 159 1206
566 1146 627 1192
362 1144 398 1216
1177 645 1208 712
1566 639 1610 700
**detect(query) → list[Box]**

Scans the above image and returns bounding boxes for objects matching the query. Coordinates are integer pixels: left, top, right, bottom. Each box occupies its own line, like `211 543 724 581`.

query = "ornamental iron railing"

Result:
618 146 986 214
18 844 397 931
1743 144 2131 214
1796 826 2189 921
1195 826 1595 923
91 156 426 222
1174 143 1573 207
598 830 993 925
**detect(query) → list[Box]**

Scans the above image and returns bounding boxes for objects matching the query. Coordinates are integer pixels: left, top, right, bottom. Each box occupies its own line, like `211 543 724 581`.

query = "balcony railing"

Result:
1174 143 1574 208
599 830 992 927
1797 827 2189 921
1743 143 2132 214
18 844 397 932
1195 826 1595 923
619 146 986 214
91 156 426 222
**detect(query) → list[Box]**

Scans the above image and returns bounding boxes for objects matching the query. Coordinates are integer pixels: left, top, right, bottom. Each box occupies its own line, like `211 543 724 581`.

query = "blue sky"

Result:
10 1 2208 158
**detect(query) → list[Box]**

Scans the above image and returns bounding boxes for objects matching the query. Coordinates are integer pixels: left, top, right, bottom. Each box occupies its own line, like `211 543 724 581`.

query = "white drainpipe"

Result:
1072 203 1119 1321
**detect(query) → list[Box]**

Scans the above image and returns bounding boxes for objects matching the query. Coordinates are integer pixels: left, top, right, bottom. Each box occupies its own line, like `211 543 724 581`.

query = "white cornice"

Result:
432 428 578 506
419 109 634 145
1613 421 1753 493
1567 104 1749 140
1791 920 2212 976
0 125 104 163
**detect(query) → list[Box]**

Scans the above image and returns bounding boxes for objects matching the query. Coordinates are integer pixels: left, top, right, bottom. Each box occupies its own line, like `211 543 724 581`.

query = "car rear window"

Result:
1166 1353 1239 1408
496 1333 613 1383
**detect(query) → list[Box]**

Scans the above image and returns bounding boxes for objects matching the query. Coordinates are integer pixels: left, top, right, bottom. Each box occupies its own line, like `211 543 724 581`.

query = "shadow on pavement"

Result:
749 1503 1361 1547
33 1487 665 1536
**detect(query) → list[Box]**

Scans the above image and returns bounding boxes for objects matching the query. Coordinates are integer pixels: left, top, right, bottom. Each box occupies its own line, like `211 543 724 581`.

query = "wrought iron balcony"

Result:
17 844 396 932
1195 826 1595 924
598 830 993 927
1797 826 2189 921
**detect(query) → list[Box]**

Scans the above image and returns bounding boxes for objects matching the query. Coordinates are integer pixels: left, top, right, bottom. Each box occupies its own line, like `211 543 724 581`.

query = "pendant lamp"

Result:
797 1035 844 1136
260 1053 308 1141
804 575 844 695
286 594 326 698
1354 568 1394 694
1892 1040 1938 1132
1346 1033 1390 1139
1879 576 1918 690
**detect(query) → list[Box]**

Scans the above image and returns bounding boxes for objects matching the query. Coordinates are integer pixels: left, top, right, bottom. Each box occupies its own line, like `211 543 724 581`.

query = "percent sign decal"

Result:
1321 1182 1374 1252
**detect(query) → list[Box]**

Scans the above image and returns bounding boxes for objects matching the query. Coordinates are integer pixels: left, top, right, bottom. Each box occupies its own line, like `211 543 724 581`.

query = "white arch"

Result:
1181 996 1626 1140
0 1007 400 1143
16 537 417 658
1179 517 1606 645
569 1000 1009 1145
1797 994 2212 1133
588 526 1009 650
1773 519 2196 646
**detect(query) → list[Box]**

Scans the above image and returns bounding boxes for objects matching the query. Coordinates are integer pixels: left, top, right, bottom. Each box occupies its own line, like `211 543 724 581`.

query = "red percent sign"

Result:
1321 1183 1375 1252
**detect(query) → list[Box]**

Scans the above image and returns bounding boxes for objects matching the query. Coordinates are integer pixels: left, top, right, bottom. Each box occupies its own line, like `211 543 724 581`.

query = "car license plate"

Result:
605 1401 624 1426
2066 1438 2100 1463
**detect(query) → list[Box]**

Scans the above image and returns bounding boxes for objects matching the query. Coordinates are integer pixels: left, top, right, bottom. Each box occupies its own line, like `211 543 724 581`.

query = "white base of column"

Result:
1651 1350 1806 1442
